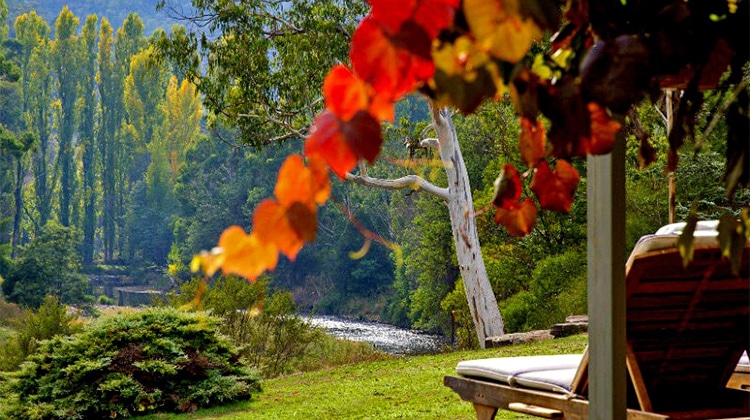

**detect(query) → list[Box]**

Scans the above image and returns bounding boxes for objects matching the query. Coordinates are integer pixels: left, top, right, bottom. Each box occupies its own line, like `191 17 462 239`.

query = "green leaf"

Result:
676 205 698 268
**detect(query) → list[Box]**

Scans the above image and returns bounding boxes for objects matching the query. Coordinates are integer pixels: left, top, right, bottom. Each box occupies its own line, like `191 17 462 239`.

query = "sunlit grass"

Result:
140 334 588 420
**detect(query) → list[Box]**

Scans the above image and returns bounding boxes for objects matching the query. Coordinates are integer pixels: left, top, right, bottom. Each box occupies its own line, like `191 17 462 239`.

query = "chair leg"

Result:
473 403 498 420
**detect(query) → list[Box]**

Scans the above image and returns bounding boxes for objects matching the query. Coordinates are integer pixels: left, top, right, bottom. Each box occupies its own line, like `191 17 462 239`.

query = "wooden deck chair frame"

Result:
445 235 750 420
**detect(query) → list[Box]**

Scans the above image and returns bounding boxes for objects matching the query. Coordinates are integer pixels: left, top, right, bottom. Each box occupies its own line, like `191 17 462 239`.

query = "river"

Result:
309 315 444 355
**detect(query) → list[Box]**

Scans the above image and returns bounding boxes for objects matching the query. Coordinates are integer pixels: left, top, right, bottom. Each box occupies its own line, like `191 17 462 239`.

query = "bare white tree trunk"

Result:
347 101 505 347
430 104 505 346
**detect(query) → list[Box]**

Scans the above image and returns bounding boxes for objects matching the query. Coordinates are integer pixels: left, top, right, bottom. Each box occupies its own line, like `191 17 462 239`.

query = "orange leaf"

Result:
584 102 620 155
217 225 278 281
253 199 307 261
351 16 434 101
324 65 370 122
463 0 542 63
275 154 315 209
494 198 537 236
518 117 546 168
307 155 331 205
530 160 579 213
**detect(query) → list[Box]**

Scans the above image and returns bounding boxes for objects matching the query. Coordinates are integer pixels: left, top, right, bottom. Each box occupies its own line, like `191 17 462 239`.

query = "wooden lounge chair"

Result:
445 222 750 419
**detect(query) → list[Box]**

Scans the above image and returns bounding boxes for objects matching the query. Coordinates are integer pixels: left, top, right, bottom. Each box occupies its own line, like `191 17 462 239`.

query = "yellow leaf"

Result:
463 0 542 63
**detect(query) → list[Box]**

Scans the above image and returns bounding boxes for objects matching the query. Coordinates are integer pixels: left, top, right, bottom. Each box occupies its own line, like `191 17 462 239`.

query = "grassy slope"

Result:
143 334 588 420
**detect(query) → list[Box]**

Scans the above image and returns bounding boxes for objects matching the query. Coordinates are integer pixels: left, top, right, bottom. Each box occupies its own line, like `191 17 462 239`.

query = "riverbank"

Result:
140 333 588 420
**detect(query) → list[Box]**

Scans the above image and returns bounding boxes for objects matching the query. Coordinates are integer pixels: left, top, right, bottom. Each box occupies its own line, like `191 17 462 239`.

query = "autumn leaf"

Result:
369 0 460 39
322 65 396 123
491 164 537 236
431 36 504 113
275 154 316 209
350 16 434 101
305 110 383 178
194 225 279 281
495 198 537 236
308 155 332 205
305 111 358 178
492 164 522 208
463 0 542 64
518 117 546 167
582 101 621 155
324 65 371 121
677 206 698 268
530 160 579 213
253 199 309 261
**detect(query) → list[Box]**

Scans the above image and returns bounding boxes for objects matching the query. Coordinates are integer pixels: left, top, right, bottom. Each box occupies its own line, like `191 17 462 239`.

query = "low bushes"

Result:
2 307 259 419
0 295 81 372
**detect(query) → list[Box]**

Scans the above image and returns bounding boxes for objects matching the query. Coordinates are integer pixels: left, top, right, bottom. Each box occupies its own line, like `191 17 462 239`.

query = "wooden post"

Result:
666 89 676 224
587 129 627 419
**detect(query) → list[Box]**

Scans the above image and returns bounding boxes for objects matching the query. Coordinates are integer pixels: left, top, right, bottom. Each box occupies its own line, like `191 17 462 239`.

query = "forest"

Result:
0 0 747 347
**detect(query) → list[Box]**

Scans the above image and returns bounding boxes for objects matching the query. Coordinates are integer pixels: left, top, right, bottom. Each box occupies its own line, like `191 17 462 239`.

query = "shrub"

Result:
240 290 326 378
440 279 479 349
170 276 328 378
2 307 259 419
0 295 81 372
1 223 91 309
0 294 22 326
500 249 587 332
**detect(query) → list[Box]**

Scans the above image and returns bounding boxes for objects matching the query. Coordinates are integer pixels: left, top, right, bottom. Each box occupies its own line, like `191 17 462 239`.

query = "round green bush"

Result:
4 307 260 419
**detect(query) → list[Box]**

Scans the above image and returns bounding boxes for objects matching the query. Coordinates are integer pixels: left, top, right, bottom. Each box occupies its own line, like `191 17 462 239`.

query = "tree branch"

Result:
345 172 450 201
419 138 439 150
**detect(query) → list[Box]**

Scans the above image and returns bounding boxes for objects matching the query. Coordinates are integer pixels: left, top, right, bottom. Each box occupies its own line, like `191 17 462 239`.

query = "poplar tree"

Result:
15 12 52 229
51 7 80 228
79 14 98 265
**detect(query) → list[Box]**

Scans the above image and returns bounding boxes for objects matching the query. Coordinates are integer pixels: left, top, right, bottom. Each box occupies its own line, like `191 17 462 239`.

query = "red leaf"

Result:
286 202 318 243
582 102 620 155
324 65 370 122
370 0 459 39
518 117 546 168
304 110 384 179
492 164 523 208
530 160 579 213
305 111 358 178
341 111 383 165
351 16 434 101
495 198 537 236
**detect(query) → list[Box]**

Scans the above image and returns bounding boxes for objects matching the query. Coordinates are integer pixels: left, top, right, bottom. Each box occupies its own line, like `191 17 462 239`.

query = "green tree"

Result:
155 0 367 146
122 45 168 183
15 13 53 229
162 75 202 174
97 17 118 262
79 14 99 265
0 129 35 258
1 222 89 309
157 1 508 345
51 6 80 228
113 13 146 256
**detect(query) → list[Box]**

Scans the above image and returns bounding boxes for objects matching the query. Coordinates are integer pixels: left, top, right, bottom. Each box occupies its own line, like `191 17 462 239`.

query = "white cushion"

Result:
456 354 582 392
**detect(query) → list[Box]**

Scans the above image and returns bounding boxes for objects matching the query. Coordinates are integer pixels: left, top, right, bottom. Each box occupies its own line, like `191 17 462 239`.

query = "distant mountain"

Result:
6 0 194 36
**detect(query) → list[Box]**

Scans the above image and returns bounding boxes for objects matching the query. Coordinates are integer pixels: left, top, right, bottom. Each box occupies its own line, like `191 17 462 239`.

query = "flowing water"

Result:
309 315 444 355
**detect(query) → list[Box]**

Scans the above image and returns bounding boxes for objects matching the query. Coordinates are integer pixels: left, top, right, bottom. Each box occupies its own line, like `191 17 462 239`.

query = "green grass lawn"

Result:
141 334 587 420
